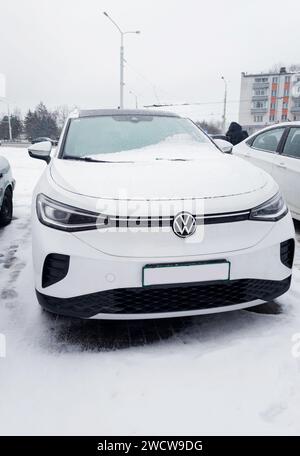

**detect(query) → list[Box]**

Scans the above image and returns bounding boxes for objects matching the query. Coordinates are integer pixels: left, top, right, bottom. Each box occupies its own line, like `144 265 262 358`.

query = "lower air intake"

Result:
42 253 70 288
280 239 295 269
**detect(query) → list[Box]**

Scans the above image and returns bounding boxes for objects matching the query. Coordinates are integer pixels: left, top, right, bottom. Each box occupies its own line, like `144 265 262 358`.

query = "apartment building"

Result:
239 67 300 135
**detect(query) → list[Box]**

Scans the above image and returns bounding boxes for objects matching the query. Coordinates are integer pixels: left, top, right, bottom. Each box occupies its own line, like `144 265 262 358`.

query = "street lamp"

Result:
103 12 140 109
221 76 227 133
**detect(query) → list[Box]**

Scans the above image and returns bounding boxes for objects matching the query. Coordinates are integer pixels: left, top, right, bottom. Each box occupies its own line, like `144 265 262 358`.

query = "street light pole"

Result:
103 12 140 109
221 76 227 133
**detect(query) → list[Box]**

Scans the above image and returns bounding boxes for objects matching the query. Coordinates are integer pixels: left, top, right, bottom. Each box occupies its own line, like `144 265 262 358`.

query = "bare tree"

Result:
195 120 222 135
54 105 70 131
268 63 300 73
289 64 300 72
268 63 285 73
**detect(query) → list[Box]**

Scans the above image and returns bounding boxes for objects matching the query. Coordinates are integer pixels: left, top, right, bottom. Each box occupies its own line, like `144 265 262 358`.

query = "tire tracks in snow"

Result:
0 214 31 307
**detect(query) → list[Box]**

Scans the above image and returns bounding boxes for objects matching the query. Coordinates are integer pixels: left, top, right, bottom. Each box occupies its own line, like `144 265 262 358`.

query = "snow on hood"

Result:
50 142 269 201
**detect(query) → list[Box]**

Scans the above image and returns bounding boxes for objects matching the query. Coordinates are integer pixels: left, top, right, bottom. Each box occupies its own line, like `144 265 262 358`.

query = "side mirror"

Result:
213 138 233 154
28 141 52 163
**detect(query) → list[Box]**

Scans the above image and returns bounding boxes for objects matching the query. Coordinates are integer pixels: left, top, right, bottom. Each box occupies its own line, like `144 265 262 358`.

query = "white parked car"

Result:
0 156 15 226
28 109 295 320
233 122 300 221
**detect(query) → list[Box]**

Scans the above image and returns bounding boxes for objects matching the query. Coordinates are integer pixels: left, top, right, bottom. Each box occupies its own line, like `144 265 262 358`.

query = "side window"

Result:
282 128 300 159
251 128 285 153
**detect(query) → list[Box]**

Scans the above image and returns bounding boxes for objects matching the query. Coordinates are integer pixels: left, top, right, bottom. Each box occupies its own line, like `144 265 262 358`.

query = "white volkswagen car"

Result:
28 109 295 320
233 122 300 221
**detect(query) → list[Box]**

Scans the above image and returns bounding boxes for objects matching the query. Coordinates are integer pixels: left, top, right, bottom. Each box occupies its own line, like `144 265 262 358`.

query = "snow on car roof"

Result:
77 109 181 118
246 121 300 139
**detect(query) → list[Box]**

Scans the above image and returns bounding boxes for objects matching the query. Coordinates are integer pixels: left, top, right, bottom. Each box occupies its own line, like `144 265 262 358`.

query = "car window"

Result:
251 128 285 153
282 128 300 159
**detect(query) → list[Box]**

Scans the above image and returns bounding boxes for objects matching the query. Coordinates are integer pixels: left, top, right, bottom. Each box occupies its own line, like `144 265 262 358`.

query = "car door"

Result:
272 127 300 219
234 127 286 176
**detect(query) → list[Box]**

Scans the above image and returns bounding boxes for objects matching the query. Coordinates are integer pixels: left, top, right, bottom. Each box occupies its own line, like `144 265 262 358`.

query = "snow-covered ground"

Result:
0 146 300 436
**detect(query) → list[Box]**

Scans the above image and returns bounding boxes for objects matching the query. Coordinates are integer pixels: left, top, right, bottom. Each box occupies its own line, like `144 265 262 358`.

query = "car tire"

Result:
0 187 13 227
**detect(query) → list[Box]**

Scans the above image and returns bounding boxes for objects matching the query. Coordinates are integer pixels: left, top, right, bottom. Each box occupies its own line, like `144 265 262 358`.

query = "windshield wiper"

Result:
63 156 133 163
155 157 190 161
63 156 106 162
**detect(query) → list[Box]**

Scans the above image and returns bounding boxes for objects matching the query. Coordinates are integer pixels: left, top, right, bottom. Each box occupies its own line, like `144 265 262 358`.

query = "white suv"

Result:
28 109 295 320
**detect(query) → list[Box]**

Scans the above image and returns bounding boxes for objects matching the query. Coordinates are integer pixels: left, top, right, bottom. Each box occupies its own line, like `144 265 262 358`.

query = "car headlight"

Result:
36 193 109 231
250 192 288 222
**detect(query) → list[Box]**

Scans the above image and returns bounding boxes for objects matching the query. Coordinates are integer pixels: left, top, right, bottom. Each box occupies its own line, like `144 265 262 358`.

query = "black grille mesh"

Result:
37 276 291 318
42 254 70 288
280 239 295 269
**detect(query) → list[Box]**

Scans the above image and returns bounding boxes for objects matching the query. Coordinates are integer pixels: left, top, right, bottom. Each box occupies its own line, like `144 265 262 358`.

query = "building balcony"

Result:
251 107 268 114
253 82 269 89
252 95 269 101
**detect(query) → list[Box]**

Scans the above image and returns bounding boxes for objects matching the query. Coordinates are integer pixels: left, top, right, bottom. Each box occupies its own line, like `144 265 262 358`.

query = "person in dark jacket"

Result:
226 122 248 145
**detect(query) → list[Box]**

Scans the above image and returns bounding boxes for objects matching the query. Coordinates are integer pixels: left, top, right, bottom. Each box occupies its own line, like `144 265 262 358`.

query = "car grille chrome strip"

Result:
97 211 250 229
196 211 250 225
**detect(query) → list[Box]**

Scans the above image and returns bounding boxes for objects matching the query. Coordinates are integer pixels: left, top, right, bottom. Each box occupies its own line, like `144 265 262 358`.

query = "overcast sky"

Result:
1 0 300 122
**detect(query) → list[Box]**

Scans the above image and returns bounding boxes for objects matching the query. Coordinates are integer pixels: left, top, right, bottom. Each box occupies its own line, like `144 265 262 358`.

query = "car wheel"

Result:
0 187 13 227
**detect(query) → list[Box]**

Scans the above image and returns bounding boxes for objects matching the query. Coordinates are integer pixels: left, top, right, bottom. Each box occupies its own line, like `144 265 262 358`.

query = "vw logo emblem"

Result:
172 212 196 238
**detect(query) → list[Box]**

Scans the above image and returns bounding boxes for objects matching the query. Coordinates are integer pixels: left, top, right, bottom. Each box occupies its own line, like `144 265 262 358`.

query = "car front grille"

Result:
100 211 250 229
36 276 291 318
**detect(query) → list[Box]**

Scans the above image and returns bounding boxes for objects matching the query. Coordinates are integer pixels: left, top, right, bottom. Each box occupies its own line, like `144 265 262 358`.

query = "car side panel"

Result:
234 141 276 176
272 154 300 219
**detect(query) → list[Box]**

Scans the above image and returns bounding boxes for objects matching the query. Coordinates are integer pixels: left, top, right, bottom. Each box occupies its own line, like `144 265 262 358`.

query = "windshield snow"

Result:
62 115 213 161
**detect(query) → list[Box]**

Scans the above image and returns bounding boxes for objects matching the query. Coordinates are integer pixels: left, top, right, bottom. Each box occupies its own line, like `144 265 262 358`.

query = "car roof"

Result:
74 109 181 119
248 121 300 138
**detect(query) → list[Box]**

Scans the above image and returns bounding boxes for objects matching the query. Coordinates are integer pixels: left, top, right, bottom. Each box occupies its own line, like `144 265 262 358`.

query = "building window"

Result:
269 115 275 122
285 76 291 83
272 90 277 97
284 89 289 96
272 77 278 83
283 102 288 109
281 114 288 121
254 115 263 122
254 89 267 96
253 101 267 109
270 102 276 109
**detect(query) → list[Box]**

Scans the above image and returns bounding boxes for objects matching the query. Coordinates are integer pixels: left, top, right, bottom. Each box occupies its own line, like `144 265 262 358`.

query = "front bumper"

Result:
36 276 292 319
32 210 295 319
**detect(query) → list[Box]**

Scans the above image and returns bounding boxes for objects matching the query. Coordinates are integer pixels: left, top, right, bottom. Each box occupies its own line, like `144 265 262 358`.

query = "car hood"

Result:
50 148 269 201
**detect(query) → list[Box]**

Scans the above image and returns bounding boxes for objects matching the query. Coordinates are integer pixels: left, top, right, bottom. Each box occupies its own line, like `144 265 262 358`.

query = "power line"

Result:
124 58 174 104
143 99 264 108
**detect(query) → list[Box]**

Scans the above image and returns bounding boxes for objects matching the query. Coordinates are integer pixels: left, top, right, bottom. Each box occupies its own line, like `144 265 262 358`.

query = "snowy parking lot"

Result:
0 146 300 436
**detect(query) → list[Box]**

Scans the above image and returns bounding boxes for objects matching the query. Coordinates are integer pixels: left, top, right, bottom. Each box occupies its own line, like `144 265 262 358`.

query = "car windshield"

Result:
62 114 213 162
